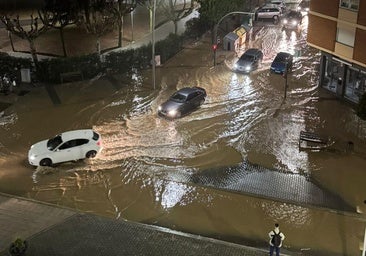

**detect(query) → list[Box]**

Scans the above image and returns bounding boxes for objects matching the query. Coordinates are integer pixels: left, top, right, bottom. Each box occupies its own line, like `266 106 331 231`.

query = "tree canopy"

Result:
197 0 252 28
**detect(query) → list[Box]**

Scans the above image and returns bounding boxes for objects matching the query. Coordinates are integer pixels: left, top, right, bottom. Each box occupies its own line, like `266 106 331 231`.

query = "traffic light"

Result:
212 44 217 51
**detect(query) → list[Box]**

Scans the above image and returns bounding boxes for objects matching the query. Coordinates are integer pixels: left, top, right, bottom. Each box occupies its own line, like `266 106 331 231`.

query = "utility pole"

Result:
152 0 156 90
130 8 134 43
212 44 217 66
283 62 288 99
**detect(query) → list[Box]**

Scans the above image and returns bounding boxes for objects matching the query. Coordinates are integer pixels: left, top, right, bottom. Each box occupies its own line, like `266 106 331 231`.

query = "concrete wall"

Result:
308 14 336 52
310 0 339 18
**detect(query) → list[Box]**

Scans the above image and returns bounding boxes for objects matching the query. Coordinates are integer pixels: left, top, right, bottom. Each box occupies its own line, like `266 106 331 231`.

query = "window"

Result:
345 68 366 103
336 26 355 47
340 0 359 11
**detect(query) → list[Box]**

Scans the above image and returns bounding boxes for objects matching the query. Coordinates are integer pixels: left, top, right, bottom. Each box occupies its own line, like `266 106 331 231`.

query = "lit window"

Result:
336 26 355 47
340 0 359 11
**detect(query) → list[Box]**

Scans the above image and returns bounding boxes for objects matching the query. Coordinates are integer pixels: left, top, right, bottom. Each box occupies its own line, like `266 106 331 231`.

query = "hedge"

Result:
0 18 206 84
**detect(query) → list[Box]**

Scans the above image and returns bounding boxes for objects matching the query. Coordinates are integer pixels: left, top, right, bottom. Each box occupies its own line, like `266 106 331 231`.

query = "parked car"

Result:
282 10 303 30
255 4 282 23
28 129 103 167
270 52 293 74
158 87 206 119
234 48 263 73
297 0 310 13
268 0 287 12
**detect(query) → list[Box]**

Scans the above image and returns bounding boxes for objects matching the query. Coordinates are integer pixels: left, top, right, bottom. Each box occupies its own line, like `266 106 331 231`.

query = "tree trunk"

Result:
29 39 39 69
8 31 15 51
96 37 101 56
174 20 178 34
121 16 124 47
117 1 123 47
118 16 122 47
60 28 67 57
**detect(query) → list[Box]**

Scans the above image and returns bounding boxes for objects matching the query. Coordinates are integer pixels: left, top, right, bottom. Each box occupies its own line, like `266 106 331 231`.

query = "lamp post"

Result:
212 44 217 66
151 0 156 90
283 62 288 99
363 199 366 256
130 7 134 43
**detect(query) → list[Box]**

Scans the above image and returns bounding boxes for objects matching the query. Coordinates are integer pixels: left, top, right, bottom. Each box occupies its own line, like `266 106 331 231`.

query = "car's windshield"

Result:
240 54 254 61
287 11 300 18
47 135 63 150
171 92 187 102
274 55 287 63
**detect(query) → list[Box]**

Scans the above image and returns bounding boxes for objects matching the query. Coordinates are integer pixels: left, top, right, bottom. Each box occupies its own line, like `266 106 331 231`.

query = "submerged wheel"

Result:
40 158 52 167
86 150 97 158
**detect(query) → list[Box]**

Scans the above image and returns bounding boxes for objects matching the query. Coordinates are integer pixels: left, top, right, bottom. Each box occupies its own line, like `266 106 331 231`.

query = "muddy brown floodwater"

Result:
1 17 366 255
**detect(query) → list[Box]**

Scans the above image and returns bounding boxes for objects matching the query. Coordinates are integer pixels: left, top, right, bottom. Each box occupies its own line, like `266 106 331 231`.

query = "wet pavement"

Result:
191 160 355 212
0 193 292 256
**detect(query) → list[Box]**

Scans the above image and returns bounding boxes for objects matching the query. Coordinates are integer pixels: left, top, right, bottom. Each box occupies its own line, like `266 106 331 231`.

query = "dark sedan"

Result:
158 87 206 119
270 52 293 74
297 0 310 13
282 10 303 30
233 48 263 73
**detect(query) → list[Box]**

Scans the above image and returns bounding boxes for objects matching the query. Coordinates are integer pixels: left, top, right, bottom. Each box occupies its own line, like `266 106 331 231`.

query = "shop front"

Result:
320 52 366 103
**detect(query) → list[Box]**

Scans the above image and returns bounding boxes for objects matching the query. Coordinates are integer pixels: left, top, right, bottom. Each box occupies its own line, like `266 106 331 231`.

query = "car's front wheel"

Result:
86 150 97 158
40 158 52 167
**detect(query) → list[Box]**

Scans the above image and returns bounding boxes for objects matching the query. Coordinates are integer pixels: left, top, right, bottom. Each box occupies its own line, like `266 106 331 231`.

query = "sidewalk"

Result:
0 193 293 256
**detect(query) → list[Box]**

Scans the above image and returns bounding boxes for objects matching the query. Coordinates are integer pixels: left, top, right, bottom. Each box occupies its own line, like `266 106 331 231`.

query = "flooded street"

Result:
1 16 366 255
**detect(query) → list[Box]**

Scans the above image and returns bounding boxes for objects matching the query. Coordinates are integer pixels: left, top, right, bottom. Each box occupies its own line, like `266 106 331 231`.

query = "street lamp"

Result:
363 199 366 256
130 7 134 43
151 0 156 89
283 62 288 99
212 44 217 66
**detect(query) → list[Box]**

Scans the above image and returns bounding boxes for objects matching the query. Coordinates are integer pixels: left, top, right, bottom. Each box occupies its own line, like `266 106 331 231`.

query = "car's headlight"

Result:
29 155 37 160
245 66 251 71
168 109 178 117
292 20 298 26
283 19 288 24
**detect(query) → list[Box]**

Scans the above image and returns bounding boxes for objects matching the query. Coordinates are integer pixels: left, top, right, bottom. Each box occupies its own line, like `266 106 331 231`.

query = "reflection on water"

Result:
262 201 311 226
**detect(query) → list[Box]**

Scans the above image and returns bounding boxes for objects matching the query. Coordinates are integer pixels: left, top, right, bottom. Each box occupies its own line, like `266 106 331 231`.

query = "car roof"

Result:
175 87 197 96
274 52 292 61
60 129 94 141
276 52 292 58
270 1 285 4
244 48 262 56
260 4 281 9
286 10 302 16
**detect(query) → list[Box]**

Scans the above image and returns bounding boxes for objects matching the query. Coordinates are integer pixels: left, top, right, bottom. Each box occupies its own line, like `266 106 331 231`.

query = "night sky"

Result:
0 0 45 10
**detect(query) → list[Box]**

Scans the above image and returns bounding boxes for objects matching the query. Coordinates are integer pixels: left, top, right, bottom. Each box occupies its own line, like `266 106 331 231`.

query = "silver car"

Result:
255 5 282 23
158 87 207 119
234 48 263 73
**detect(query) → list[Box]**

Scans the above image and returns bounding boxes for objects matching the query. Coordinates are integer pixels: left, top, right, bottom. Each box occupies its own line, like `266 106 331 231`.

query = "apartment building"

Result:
307 0 366 103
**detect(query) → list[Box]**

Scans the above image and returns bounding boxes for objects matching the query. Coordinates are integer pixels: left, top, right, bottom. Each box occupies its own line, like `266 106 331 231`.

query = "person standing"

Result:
268 223 285 256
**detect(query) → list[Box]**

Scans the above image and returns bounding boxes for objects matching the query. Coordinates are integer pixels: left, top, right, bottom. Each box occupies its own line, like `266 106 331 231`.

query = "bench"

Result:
299 131 331 150
60 71 83 83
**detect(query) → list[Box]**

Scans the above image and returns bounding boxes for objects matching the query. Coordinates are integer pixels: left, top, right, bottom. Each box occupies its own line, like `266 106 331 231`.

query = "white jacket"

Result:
268 227 285 247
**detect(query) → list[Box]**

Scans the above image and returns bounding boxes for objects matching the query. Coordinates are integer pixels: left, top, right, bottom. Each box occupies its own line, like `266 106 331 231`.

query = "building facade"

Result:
307 0 366 103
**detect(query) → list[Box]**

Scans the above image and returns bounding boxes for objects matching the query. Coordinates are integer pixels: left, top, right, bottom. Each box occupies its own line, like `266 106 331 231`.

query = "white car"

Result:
28 129 102 167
